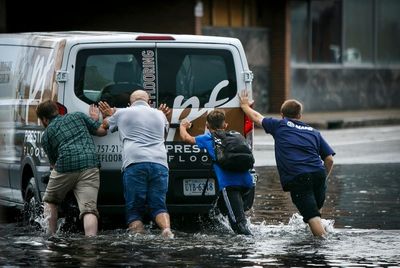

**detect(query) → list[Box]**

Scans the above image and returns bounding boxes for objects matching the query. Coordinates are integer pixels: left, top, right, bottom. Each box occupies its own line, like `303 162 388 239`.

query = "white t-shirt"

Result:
107 100 169 170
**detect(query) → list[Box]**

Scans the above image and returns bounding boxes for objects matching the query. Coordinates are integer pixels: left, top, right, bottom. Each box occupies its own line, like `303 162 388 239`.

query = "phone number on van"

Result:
96 145 122 153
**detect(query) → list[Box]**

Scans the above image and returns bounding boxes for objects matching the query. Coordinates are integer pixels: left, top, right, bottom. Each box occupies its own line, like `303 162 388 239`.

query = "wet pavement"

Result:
0 163 399 267
253 125 400 166
251 163 400 230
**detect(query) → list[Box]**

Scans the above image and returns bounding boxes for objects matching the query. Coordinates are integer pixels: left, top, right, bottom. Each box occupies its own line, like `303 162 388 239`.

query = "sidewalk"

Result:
265 109 400 129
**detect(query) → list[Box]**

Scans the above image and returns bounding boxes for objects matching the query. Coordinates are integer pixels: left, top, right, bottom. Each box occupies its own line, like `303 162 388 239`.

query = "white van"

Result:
0 31 257 225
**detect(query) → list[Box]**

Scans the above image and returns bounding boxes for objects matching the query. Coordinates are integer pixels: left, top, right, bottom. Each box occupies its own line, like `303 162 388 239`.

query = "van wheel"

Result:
23 177 43 229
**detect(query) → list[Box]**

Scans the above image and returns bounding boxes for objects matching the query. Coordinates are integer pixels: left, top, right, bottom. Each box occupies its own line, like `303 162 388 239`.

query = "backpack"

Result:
212 129 255 172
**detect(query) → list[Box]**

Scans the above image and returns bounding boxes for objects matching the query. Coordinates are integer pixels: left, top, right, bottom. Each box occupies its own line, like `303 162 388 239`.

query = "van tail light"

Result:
56 102 67 115
136 35 175 40
244 113 253 136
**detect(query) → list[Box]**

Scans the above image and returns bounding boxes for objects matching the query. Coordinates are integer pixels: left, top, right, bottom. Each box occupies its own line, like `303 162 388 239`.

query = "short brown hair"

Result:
206 109 225 130
36 100 59 120
280 99 302 119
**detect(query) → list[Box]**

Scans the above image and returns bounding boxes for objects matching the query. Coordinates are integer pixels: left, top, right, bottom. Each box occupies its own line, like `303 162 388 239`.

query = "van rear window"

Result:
75 48 236 108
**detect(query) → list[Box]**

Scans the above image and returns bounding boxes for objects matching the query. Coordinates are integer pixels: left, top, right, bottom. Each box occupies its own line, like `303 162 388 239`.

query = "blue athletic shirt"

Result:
195 133 254 191
262 117 335 188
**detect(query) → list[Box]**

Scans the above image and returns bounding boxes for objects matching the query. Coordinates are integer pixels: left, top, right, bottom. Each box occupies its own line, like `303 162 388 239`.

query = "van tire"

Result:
23 177 43 229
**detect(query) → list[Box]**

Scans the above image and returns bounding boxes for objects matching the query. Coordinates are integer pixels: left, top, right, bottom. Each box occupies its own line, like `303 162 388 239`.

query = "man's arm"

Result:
239 90 264 127
95 124 108 136
179 119 196 145
323 155 334 179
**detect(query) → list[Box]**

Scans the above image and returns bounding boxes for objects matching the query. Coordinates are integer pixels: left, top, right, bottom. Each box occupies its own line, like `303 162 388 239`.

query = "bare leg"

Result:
154 212 174 238
128 220 145 234
83 213 98 237
44 202 58 235
308 216 327 237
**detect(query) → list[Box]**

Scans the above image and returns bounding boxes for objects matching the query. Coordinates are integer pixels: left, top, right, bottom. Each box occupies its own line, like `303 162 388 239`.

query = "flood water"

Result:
0 163 399 267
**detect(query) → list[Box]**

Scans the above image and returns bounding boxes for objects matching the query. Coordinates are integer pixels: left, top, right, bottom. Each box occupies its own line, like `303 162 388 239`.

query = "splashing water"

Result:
1 164 399 267
0 212 398 267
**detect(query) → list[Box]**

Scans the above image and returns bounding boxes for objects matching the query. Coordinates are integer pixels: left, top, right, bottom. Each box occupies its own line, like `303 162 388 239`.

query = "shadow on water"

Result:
0 163 399 267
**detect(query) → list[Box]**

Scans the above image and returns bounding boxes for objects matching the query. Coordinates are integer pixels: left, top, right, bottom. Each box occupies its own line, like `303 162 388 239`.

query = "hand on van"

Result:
180 118 192 129
158 103 171 117
238 90 264 127
98 101 116 117
179 119 196 145
89 104 100 121
238 90 254 107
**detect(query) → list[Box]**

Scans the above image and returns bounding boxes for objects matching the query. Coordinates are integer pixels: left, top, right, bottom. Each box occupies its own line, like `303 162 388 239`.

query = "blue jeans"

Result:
286 171 327 223
122 162 169 225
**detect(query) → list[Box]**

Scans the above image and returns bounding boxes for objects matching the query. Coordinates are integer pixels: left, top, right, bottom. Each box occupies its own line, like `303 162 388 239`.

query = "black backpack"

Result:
212 129 255 172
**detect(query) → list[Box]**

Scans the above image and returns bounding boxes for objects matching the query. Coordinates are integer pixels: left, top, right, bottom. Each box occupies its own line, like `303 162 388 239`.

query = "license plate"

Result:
183 179 216 196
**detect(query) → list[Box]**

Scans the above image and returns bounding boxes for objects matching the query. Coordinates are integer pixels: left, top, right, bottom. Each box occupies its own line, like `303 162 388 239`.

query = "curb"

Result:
260 109 400 130
306 118 400 130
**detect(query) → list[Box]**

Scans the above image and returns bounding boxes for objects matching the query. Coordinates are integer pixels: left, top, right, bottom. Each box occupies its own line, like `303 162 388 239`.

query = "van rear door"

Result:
155 42 250 206
156 43 246 170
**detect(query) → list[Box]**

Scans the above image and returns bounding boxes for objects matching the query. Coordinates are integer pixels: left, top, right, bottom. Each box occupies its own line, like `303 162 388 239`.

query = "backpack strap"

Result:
213 129 226 141
202 131 221 197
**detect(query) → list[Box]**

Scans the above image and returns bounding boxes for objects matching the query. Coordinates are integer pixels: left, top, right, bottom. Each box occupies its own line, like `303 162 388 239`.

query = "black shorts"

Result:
285 171 327 223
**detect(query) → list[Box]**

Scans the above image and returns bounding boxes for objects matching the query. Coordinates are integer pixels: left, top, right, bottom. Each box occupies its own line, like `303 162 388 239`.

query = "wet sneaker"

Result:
161 228 174 239
236 222 253 236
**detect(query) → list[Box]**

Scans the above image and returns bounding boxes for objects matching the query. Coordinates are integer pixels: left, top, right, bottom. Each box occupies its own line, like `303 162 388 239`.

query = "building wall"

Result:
0 0 5 33
292 68 400 111
289 0 400 112
5 0 196 34
203 27 270 114
256 1 290 113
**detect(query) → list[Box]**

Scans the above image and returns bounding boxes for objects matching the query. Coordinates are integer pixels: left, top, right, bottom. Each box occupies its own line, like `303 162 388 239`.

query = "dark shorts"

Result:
284 171 327 223
122 162 169 225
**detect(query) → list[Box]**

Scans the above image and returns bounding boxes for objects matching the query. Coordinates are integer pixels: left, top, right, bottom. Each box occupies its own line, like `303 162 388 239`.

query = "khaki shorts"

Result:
43 167 100 219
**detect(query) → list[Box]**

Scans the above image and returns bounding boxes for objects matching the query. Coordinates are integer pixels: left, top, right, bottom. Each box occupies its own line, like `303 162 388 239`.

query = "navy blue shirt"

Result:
262 117 335 188
195 133 254 191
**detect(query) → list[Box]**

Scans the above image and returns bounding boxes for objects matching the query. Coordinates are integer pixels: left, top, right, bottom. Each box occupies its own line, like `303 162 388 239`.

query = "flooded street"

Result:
0 163 399 267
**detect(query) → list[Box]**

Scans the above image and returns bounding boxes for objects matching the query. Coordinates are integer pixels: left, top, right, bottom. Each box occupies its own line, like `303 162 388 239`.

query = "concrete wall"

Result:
203 27 270 113
292 68 400 112
0 0 6 33
5 0 196 34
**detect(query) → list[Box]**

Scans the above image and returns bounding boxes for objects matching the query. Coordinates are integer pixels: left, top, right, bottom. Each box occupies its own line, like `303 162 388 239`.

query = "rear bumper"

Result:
97 168 257 216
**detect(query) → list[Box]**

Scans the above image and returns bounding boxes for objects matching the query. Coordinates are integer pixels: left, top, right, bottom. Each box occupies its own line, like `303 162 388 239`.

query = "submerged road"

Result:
253 125 400 166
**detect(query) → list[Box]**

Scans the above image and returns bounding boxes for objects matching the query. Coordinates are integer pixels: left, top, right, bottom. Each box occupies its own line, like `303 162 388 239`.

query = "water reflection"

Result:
1 224 399 267
0 163 399 267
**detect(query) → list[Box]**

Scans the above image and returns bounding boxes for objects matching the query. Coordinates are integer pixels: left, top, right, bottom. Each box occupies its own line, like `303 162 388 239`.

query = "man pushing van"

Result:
98 90 174 238
36 100 108 236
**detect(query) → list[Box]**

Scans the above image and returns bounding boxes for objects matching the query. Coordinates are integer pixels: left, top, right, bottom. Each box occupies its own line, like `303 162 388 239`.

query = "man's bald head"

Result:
130 89 149 104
